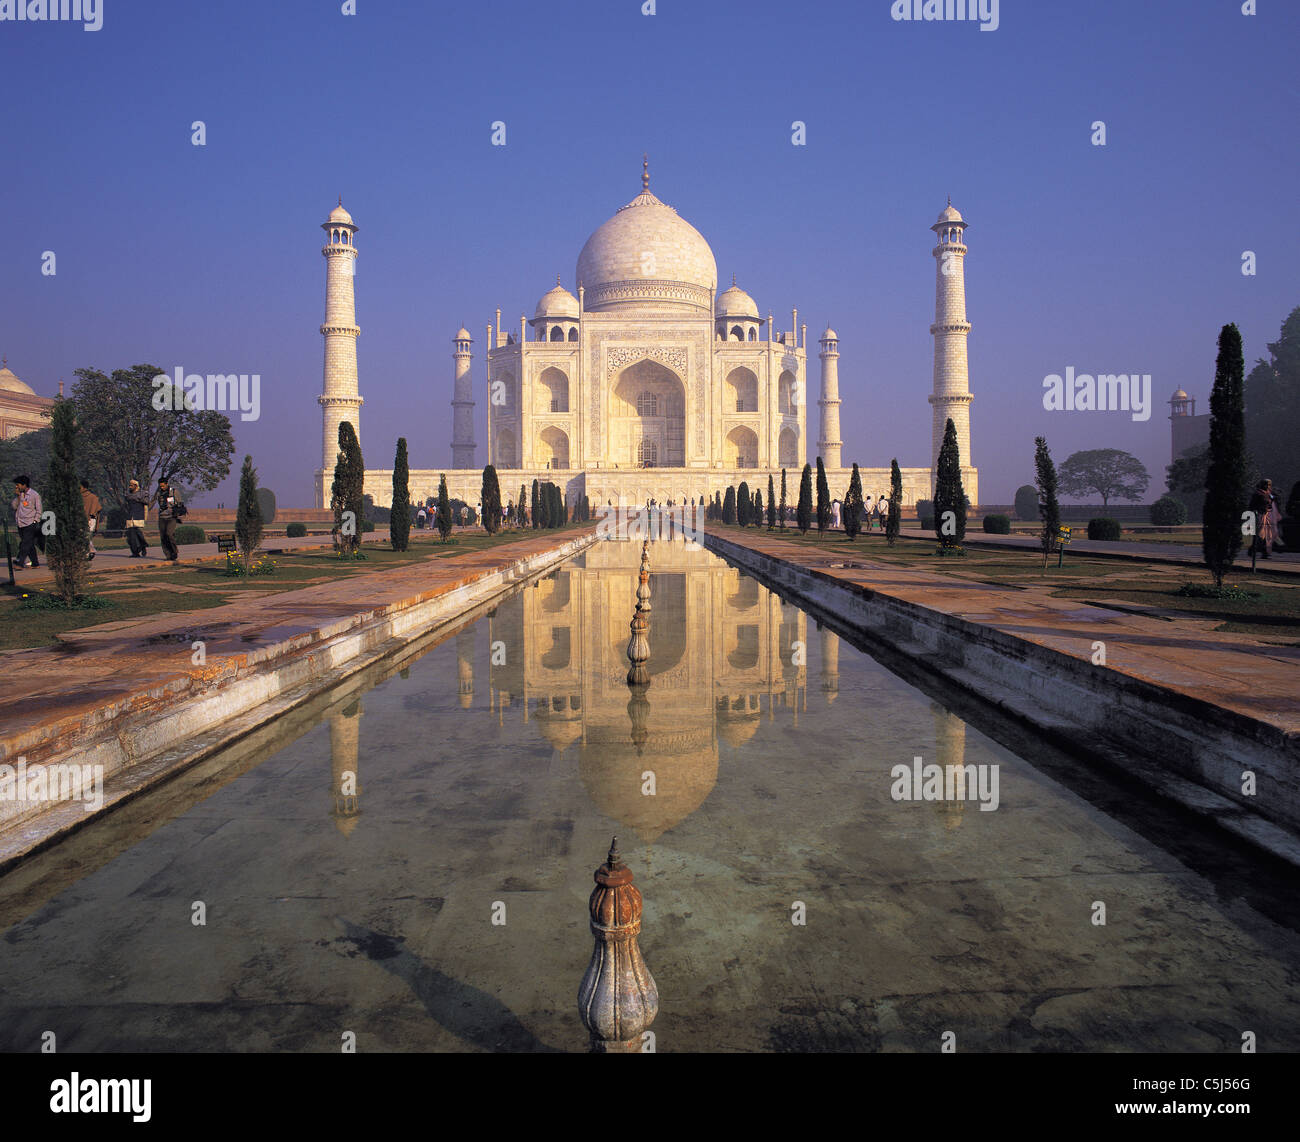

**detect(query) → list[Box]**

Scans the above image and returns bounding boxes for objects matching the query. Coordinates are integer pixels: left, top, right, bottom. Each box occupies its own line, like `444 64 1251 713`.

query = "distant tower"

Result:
451 327 476 469
317 198 362 508
817 327 842 469
929 200 974 492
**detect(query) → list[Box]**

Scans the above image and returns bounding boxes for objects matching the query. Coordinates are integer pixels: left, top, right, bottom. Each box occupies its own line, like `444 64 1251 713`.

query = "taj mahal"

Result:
314 159 977 511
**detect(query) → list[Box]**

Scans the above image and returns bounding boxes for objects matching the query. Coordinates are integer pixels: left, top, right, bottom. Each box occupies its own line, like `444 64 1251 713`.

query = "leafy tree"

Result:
767 474 776 529
933 418 967 549
1244 305 1300 497
797 464 813 534
234 454 265 576
1034 436 1061 556
435 474 453 542
1203 323 1247 588
1165 443 1210 521
1058 448 1150 512
887 459 902 545
69 364 234 514
481 464 502 534
779 469 787 529
1013 484 1039 522
331 420 364 555
722 485 736 525
390 438 411 551
737 480 750 526
844 463 864 540
815 457 830 534
0 428 51 517
45 398 91 601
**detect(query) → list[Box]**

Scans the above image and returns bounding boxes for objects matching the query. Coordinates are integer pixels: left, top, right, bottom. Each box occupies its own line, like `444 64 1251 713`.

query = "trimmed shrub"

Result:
286 521 307 538
915 498 934 530
1149 496 1187 526
255 487 276 525
174 524 206 545
1087 517 1121 540
982 513 1011 534
361 519 376 534
1013 484 1039 521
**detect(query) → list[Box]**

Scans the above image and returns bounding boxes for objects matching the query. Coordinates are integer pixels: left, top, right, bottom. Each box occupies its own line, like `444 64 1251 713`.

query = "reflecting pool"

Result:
1 537 1298 1052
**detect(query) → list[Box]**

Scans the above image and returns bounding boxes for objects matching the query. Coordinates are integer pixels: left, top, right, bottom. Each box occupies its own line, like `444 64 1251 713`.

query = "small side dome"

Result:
1170 388 1189 400
715 278 759 320
936 202 963 224
454 327 472 341
0 363 35 395
821 326 838 342
328 199 354 225
534 277 580 321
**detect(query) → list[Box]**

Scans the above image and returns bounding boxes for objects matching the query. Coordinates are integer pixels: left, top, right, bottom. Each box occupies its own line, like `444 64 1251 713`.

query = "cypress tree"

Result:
815 457 830 534
539 481 552 528
767 474 776 529
722 485 736 525
235 453 264 575
844 463 864 540
481 464 502 535
1203 323 1247 587
797 464 813 533
933 418 967 549
779 468 787 529
45 398 91 601
330 420 365 556
435 474 453 541
1034 436 1061 556
754 488 763 528
390 438 411 551
519 484 528 526
531 479 540 528
714 491 722 520
737 480 750 526
887 459 902 545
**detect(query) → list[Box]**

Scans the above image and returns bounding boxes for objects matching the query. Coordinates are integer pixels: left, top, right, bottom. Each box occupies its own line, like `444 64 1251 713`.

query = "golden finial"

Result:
339 194 343 206
557 273 562 286
732 273 737 286
642 153 649 192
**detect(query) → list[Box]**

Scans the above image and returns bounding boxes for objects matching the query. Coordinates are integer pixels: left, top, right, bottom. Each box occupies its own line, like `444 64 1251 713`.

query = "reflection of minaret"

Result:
456 627 475 709
931 701 968 832
330 699 363 836
819 625 840 705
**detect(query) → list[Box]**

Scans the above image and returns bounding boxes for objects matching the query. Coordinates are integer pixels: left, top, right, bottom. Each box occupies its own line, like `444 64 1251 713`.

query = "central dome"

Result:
576 171 717 314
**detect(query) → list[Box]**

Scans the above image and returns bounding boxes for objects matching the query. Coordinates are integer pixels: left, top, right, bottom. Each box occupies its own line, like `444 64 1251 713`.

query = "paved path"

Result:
708 526 1300 740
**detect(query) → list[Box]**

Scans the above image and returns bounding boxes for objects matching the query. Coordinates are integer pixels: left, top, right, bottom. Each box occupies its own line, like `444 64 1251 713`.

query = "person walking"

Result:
153 477 184 562
124 478 149 557
80 479 101 560
417 505 427 530
10 474 42 569
862 495 874 531
875 493 888 531
1249 478 1280 559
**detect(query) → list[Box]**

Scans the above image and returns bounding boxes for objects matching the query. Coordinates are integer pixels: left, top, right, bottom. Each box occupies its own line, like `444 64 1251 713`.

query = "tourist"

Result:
862 495 873 531
153 477 184 563
10 474 42 569
831 498 842 530
1249 479 1280 559
80 479 101 560
875 494 888 530
417 505 427 529
124 479 149 557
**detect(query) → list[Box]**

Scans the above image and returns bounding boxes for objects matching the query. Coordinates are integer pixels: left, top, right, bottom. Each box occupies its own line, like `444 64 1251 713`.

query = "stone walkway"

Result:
0 528 592 777
708 527 1300 742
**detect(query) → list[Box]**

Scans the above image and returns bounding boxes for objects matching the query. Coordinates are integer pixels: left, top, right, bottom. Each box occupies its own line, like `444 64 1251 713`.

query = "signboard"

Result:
214 533 237 553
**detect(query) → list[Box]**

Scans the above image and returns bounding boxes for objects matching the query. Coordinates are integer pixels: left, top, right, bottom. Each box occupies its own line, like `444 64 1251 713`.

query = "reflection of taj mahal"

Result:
316 160 978 509
486 538 817 842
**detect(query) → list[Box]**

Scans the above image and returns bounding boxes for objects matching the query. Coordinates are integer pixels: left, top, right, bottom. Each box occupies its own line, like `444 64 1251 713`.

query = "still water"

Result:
1 537 1297 1052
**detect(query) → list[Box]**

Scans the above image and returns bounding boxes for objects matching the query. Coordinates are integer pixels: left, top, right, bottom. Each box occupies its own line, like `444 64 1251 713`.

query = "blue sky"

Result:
3 0 1297 505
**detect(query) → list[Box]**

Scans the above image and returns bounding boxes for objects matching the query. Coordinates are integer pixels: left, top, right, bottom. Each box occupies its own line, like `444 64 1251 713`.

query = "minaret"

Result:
929 199 974 493
317 198 363 508
817 326 842 469
451 327 475 469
